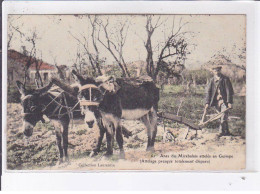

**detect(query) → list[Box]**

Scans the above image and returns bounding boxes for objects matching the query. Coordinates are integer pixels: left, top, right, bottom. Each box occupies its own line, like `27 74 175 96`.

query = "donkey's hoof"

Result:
65 157 70 164
146 147 155 152
104 152 113 158
58 158 64 165
119 151 125 159
89 151 98 158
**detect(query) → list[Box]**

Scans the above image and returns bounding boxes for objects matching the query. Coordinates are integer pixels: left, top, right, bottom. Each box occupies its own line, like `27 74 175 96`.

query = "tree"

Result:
209 42 246 73
22 30 44 86
50 53 66 81
143 16 193 81
8 17 44 87
88 15 103 75
34 51 44 87
97 16 131 77
69 15 103 76
228 42 246 72
7 16 25 49
7 16 25 88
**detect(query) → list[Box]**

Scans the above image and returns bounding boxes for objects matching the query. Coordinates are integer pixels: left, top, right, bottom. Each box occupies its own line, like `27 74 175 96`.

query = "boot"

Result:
219 121 232 136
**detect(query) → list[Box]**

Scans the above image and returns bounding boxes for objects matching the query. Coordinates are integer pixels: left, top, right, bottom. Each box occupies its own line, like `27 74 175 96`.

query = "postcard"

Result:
5 13 247 171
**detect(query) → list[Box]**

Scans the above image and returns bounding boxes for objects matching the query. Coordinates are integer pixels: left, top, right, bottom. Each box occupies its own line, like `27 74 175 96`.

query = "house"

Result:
8 49 58 86
28 62 57 83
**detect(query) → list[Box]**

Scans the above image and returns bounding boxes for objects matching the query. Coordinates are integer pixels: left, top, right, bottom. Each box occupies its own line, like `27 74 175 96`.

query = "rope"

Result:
41 92 81 130
42 93 63 112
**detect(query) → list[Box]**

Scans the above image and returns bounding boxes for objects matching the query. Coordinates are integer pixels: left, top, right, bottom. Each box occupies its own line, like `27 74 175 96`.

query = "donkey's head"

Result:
72 70 104 128
16 81 53 137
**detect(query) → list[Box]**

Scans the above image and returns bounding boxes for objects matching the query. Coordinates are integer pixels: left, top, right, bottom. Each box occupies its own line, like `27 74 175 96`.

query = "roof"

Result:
29 62 55 70
8 49 55 71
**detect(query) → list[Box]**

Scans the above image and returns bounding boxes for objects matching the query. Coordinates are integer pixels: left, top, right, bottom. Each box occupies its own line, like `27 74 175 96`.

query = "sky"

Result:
8 14 246 70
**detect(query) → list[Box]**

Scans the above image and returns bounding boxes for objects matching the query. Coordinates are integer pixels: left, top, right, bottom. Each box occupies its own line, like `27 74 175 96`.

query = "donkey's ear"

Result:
73 86 79 94
72 69 77 75
71 70 86 85
37 81 53 95
16 81 26 95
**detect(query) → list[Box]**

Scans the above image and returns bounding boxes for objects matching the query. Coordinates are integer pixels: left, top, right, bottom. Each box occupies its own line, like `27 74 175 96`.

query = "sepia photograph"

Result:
6 14 246 171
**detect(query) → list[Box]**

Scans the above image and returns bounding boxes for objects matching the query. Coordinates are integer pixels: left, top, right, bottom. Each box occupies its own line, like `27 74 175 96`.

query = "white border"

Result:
2 1 260 190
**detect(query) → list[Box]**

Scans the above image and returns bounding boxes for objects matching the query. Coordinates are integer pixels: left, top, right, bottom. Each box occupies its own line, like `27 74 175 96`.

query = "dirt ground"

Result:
6 103 246 170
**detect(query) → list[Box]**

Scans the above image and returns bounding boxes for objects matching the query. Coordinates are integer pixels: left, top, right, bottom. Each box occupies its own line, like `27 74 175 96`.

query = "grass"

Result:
159 84 246 137
76 129 87 136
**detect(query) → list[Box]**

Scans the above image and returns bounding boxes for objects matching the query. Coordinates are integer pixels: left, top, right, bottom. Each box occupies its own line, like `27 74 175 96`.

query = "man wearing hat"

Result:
202 65 234 136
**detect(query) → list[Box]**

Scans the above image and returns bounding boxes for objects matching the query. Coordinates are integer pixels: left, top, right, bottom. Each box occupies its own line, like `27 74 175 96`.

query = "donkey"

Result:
16 80 85 163
72 70 160 158
18 77 132 162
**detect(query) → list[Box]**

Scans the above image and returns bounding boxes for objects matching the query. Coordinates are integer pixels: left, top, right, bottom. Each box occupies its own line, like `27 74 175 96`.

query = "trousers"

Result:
216 103 230 134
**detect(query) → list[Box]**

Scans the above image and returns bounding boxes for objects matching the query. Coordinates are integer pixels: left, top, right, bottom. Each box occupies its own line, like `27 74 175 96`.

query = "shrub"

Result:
182 69 212 85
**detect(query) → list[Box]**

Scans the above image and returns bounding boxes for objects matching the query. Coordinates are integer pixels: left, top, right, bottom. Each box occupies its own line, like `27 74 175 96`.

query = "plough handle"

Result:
200 105 208 125
199 107 231 127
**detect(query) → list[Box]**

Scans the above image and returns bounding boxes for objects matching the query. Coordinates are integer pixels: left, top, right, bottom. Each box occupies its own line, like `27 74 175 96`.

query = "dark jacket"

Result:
205 74 234 107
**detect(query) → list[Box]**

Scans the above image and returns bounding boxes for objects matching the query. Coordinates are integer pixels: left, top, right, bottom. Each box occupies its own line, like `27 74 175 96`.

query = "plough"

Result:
157 111 201 142
157 107 231 142
157 112 201 130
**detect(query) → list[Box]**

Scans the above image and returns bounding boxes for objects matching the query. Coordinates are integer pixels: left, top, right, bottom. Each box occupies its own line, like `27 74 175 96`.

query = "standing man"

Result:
201 65 234 136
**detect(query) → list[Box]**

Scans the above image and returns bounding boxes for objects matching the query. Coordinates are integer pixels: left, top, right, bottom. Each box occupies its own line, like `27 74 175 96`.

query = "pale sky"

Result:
8 14 246 70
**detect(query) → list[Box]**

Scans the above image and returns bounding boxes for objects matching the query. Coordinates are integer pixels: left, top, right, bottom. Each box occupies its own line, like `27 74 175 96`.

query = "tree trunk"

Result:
145 34 154 79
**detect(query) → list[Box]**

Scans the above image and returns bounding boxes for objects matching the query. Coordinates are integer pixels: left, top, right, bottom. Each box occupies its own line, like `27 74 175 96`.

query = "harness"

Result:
78 84 101 111
22 83 103 128
21 90 80 128
44 93 80 118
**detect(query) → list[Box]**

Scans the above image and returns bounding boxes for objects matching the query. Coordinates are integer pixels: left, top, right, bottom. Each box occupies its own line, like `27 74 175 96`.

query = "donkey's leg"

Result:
105 123 115 157
90 125 105 157
149 108 158 149
53 121 64 164
116 125 125 159
55 130 64 164
141 114 153 151
61 120 70 162
105 131 113 156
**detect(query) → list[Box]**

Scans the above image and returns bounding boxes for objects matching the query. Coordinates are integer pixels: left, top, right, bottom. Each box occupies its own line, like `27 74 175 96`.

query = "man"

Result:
202 65 234 136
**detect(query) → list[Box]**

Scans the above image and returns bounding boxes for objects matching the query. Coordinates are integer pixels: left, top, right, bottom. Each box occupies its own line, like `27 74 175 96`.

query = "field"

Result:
6 84 246 170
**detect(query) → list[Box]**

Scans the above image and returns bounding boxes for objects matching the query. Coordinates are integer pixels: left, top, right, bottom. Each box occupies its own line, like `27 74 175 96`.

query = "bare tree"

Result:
144 16 193 81
50 53 66 81
34 51 44 87
22 31 39 85
226 42 246 72
7 19 38 86
7 16 25 49
210 43 246 73
7 17 26 89
69 15 103 76
69 31 96 75
88 15 103 75
17 30 45 87
144 15 164 79
7 29 14 50
97 17 131 77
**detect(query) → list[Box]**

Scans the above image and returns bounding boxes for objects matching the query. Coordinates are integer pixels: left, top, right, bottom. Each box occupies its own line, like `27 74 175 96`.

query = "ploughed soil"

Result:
6 103 246 170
